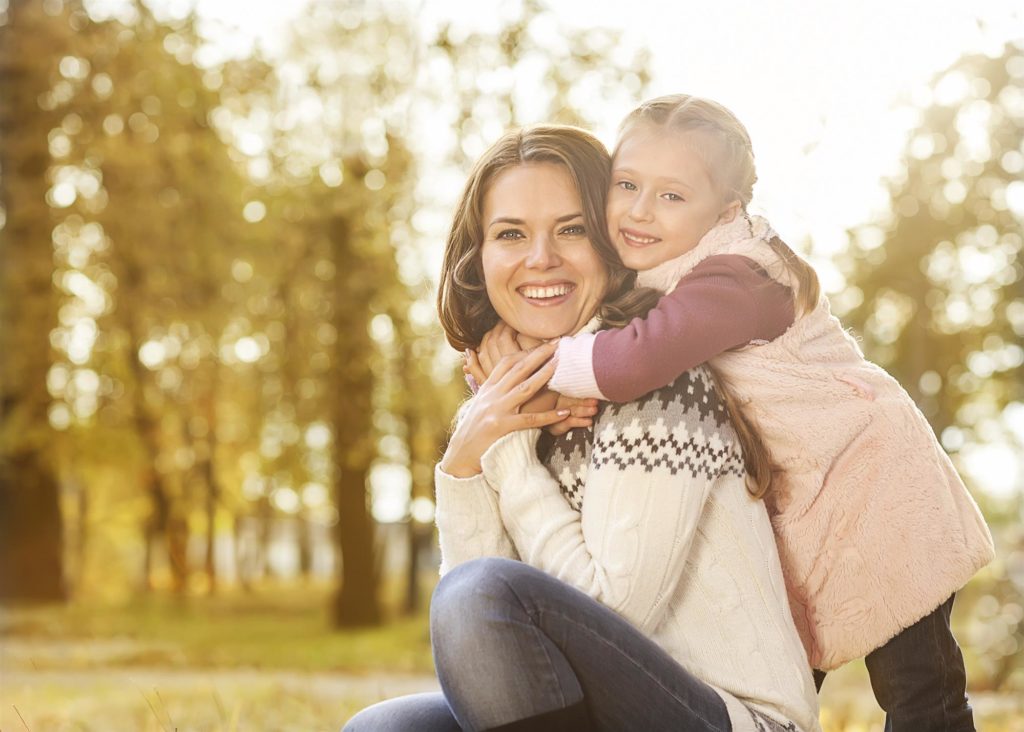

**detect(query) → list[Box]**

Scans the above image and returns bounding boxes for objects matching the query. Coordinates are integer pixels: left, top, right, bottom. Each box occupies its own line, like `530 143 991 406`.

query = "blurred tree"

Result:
72 6 248 593
840 40 1024 690
0 0 69 601
841 40 1023 438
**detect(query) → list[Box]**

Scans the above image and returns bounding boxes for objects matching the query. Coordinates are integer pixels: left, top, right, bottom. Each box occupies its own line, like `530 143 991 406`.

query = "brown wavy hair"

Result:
437 123 774 500
437 124 658 352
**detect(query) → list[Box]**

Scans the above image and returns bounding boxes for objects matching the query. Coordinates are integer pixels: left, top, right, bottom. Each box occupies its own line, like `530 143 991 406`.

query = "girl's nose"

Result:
629 192 655 223
525 234 560 269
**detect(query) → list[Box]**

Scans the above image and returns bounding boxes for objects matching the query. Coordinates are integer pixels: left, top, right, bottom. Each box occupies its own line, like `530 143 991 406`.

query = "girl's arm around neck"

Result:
549 255 795 403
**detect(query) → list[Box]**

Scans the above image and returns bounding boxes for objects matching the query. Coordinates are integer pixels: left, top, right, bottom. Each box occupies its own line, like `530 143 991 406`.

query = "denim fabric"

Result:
815 595 975 732
342 692 459 731
428 557 733 732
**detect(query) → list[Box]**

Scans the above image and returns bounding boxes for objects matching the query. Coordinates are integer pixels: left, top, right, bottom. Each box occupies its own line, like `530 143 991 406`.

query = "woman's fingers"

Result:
493 341 557 393
546 416 594 436
508 351 559 406
478 329 496 375
480 321 514 374
515 332 545 350
555 395 599 412
488 339 555 385
495 322 522 358
465 348 488 386
513 406 571 430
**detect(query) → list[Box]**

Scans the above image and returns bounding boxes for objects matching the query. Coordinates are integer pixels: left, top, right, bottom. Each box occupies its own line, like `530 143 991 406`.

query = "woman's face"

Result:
480 162 609 340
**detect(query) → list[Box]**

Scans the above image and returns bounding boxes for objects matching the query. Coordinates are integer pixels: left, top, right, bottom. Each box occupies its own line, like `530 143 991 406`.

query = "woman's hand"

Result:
441 342 568 478
464 322 597 434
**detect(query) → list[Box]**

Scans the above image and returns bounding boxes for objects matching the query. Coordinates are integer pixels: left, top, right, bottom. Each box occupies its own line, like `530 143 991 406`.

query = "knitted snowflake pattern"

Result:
540 366 744 512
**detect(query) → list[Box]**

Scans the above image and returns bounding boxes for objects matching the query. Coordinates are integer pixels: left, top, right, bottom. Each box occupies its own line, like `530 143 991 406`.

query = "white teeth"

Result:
623 231 658 244
521 284 573 299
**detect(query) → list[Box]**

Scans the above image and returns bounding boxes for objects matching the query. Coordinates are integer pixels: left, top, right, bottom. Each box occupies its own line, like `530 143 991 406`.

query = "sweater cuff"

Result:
549 333 606 399
480 428 542 491
434 463 497 520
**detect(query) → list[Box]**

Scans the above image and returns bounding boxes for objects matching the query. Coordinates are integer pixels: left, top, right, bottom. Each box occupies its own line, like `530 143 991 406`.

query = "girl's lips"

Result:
620 228 661 247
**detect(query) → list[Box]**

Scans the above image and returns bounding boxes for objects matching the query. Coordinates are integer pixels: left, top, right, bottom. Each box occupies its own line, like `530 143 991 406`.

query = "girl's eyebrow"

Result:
487 212 583 227
612 166 695 192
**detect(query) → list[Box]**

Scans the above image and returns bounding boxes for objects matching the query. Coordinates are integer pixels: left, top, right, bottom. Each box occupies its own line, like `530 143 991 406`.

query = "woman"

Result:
343 126 820 732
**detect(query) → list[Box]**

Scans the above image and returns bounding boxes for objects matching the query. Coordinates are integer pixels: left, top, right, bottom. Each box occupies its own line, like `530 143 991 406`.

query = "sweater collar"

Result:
635 214 775 294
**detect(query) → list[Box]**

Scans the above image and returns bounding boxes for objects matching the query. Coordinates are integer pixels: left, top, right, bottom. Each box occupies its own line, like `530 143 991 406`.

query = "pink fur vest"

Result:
638 215 995 670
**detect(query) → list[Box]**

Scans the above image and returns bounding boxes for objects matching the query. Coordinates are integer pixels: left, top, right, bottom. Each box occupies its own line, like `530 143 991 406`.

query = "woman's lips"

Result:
516 282 576 306
620 228 661 247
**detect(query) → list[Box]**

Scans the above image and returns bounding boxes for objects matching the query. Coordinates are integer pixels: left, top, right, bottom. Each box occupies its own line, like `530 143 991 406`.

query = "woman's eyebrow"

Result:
487 212 583 227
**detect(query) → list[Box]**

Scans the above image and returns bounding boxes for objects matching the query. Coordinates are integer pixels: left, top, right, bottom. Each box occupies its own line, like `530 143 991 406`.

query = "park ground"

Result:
2 584 1022 732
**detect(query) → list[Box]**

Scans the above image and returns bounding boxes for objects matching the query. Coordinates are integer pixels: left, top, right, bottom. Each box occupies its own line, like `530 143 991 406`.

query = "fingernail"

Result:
557 409 570 416
465 374 479 394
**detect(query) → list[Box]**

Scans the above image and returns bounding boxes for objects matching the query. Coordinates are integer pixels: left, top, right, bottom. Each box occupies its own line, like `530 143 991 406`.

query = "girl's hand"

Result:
441 342 567 478
546 394 599 436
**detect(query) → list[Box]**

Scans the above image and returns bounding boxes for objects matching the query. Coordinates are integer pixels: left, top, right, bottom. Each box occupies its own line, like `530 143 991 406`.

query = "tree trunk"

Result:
0 456 66 601
204 460 218 593
404 518 421 615
332 464 381 626
329 215 381 627
0 0 67 603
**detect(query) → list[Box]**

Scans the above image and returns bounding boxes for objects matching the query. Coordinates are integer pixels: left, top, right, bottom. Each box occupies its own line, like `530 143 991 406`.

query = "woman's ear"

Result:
717 199 742 224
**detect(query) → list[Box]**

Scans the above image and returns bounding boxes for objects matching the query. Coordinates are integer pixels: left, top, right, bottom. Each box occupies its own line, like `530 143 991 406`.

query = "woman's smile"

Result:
480 162 609 340
517 280 577 304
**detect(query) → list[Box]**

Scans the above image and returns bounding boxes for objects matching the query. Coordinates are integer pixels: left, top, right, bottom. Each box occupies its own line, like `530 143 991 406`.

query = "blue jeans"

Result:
344 557 733 731
814 594 974 732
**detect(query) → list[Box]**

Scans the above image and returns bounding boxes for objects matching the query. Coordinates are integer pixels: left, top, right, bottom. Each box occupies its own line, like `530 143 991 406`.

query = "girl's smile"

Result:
607 126 740 271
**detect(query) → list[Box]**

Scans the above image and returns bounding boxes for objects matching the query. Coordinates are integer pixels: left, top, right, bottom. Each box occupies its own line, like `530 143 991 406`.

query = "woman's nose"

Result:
525 234 560 269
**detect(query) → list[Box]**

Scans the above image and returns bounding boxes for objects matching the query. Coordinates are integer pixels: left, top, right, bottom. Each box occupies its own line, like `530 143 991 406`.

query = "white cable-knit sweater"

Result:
435 366 822 732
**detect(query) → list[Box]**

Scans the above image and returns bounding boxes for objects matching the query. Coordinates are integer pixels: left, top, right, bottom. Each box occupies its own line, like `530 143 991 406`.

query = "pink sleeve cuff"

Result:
549 333 606 399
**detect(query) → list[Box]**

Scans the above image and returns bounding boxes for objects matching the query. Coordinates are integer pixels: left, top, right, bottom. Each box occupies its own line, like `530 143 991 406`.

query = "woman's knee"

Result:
432 557 522 610
430 557 532 639
342 692 457 732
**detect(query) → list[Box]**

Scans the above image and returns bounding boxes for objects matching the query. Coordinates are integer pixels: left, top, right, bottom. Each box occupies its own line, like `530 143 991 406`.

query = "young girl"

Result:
493 95 994 731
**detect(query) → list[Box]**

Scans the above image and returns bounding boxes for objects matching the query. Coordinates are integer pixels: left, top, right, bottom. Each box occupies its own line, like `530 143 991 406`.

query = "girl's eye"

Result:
560 224 586 236
616 180 637 191
495 229 525 241
662 192 685 202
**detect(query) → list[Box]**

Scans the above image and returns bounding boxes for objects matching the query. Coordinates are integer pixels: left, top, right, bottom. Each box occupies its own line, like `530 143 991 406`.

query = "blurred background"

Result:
0 0 1022 729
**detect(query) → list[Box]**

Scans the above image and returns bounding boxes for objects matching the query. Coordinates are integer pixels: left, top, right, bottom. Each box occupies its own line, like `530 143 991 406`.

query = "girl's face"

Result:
607 126 740 271
480 162 609 340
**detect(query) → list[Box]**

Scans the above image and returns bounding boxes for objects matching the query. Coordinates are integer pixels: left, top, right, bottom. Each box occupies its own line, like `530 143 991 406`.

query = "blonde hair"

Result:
618 94 831 499
618 94 821 316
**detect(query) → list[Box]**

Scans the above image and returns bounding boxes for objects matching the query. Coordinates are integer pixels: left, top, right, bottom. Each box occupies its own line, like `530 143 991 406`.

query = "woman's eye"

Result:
495 229 524 241
560 224 586 236
663 192 684 202
616 180 637 191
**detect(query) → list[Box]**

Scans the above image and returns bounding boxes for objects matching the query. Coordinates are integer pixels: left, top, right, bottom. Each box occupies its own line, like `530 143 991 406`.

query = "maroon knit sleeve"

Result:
593 255 795 403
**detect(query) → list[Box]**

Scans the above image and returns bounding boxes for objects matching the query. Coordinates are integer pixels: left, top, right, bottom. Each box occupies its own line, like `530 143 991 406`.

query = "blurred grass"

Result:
0 582 433 674
2 584 1022 731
